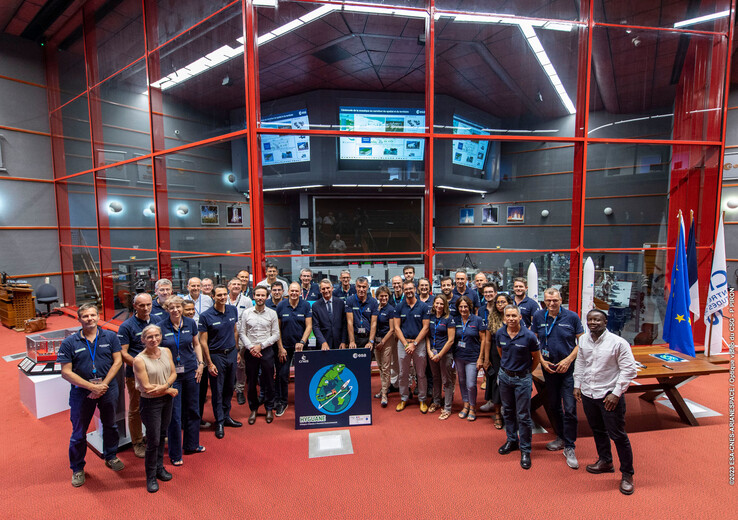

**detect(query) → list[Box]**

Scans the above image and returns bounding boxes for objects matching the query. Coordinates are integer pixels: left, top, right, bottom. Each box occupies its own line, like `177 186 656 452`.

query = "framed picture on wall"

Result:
507 205 525 223
227 206 243 226
459 207 474 225
482 205 499 225
201 205 219 225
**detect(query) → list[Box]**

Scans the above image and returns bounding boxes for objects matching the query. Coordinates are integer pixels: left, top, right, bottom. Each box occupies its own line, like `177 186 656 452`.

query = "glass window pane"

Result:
147 2 246 151
434 16 581 136
89 0 145 81
436 0 582 21
151 0 234 47
50 11 87 105
59 245 102 308
168 253 252 294
55 95 92 176
594 0 731 31
161 139 251 255
258 1 427 130
57 172 98 247
435 138 573 251
589 27 726 141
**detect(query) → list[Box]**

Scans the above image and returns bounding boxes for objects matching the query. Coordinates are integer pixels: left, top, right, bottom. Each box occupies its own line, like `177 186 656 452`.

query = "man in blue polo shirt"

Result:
497 304 540 470
513 277 540 328
276 283 313 416
439 276 457 317
198 285 241 439
333 269 356 301
265 281 285 311
346 276 378 349
394 280 430 412
58 303 124 487
151 278 172 322
118 292 158 458
453 270 481 312
532 287 585 470
299 268 321 301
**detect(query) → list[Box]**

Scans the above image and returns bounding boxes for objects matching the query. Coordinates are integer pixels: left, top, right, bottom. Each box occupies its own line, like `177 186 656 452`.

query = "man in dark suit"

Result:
312 279 347 350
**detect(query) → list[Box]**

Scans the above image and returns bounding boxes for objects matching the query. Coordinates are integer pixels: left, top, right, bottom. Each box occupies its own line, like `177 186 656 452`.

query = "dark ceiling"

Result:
2 0 737 122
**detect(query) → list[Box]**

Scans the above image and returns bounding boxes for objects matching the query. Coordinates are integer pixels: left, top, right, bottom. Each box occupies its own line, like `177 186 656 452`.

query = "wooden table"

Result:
532 347 729 426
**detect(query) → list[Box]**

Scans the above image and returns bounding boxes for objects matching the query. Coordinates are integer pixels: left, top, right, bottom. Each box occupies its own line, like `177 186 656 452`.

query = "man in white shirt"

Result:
573 309 637 496
226 277 253 405
238 286 281 425
183 277 213 322
256 262 289 293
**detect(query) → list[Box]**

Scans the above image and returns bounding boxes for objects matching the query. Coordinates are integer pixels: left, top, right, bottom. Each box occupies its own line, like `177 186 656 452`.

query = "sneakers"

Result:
105 457 125 471
564 447 579 469
546 437 565 451
133 442 146 458
275 403 288 417
71 471 85 487
479 400 494 412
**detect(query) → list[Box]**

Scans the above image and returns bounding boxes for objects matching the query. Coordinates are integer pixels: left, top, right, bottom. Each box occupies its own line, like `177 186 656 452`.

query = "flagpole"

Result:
706 319 712 359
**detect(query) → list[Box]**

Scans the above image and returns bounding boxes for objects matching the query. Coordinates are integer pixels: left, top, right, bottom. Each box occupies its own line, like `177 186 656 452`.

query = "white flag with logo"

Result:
703 214 728 355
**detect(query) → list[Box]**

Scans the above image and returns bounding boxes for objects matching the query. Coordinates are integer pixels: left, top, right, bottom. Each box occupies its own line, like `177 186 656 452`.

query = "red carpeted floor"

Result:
0 315 735 519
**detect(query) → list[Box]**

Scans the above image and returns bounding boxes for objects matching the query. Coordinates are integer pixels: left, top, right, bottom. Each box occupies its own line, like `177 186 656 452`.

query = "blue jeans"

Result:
499 370 533 453
209 348 237 424
274 346 295 408
68 383 119 472
543 369 577 449
140 395 173 479
167 374 201 462
454 357 479 406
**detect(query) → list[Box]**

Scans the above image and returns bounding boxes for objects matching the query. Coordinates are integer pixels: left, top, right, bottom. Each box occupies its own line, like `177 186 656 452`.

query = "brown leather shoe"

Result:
620 474 634 495
248 410 257 425
586 460 615 474
396 400 407 412
266 409 274 423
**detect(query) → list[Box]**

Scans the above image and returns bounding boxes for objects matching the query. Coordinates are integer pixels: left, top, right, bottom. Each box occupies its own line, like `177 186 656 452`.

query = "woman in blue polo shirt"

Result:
454 296 487 421
480 293 513 429
374 286 396 407
426 294 456 420
160 296 206 466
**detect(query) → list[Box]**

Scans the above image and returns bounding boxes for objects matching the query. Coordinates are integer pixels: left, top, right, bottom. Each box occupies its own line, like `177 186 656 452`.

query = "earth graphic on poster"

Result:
309 363 358 415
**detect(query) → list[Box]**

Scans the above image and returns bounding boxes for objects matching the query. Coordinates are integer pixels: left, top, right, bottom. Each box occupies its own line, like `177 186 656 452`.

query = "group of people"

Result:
58 264 637 495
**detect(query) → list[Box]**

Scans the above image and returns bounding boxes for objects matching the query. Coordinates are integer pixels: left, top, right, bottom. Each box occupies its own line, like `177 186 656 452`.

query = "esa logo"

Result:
352 352 367 359
298 354 309 364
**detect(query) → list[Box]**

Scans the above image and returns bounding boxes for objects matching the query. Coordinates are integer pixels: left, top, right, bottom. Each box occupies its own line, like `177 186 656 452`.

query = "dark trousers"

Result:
275 346 295 408
167 374 201 462
198 371 209 419
140 395 173 478
68 383 119 472
209 349 237 424
484 343 501 405
543 369 577 448
499 370 533 453
581 394 634 475
245 345 275 411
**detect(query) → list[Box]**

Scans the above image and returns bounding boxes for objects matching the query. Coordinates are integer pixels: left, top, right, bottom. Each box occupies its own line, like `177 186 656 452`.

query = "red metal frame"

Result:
423 0 435 277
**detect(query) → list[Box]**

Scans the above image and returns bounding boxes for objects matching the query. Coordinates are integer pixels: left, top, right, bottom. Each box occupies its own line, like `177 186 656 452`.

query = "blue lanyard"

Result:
432 317 438 346
196 296 201 316
84 331 99 374
358 299 368 325
460 317 469 342
544 311 559 345
174 319 182 363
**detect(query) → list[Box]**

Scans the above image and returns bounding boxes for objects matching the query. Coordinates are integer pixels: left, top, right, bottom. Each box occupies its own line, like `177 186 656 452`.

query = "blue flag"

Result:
663 216 695 357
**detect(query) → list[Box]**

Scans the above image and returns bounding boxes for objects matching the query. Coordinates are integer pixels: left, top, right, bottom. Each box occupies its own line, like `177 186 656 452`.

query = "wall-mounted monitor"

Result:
338 107 425 161
452 115 490 170
261 109 311 165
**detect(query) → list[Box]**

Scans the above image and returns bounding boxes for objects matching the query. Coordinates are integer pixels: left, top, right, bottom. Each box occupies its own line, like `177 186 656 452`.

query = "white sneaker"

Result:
479 401 494 412
564 447 579 469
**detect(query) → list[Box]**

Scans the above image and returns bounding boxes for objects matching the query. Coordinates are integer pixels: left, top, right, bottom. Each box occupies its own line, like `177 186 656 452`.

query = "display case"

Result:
18 328 78 375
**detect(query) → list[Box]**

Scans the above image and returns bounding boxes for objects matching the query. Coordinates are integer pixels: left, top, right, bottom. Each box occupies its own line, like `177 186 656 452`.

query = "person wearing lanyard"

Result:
474 271 489 303
531 287 585 469
227 277 253 407
372 286 396 407
160 296 206 466
58 303 124 487
185 277 213 322
453 296 487 421
480 289 510 429
394 280 430 412
276 283 313 416
439 276 457 317
333 269 356 301
497 304 541 470
346 276 378 350
299 268 321 301
198 285 241 439
453 270 481 313
133 324 178 493
426 294 456 420
388 275 404 392
513 277 540 328
417 277 432 304
117 292 157 459
151 278 173 322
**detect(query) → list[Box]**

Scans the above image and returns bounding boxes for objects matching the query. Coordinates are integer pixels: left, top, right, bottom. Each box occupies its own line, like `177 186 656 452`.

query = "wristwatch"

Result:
368 339 374 344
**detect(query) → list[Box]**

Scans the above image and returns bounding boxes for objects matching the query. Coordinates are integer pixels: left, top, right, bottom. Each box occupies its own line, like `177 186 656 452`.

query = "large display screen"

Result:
261 109 310 165
452 115 490 170
339 107 425 161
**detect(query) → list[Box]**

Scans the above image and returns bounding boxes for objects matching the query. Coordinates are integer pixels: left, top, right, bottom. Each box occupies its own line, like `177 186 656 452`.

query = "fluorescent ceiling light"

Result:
437 185 487 194
253 0 277 6
342 4 428 19
674 10 729 28
263 185 323 192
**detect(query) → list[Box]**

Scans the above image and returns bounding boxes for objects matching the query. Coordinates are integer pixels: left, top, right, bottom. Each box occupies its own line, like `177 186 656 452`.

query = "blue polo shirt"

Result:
443 292 459 317
390 292 404 309
159 316 199 374
118 315 159 377
453 314 486 362
531 307 584 363
265 297 284 311
346 295 379 335
57 328 122 385
429 314 455 352
277 298 312 347
516 295 540 328
300 283 321 302
333 284 356 301
453 287 481 310
151 299 169 322
198 305 238 352
497 326 540 372
376 304 395 339
395 299 430 341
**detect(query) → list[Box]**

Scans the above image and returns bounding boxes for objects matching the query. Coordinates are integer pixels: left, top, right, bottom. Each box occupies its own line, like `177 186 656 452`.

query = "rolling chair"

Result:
35 283 64 317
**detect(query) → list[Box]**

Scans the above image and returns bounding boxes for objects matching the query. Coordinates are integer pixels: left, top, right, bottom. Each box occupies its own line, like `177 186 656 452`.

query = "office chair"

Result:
35 283 63 317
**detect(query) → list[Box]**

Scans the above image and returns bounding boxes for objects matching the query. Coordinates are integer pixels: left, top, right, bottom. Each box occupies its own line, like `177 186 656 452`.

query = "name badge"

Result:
175 365 185 374
457 341 466 349
357 327 366 334
541 348 550 359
